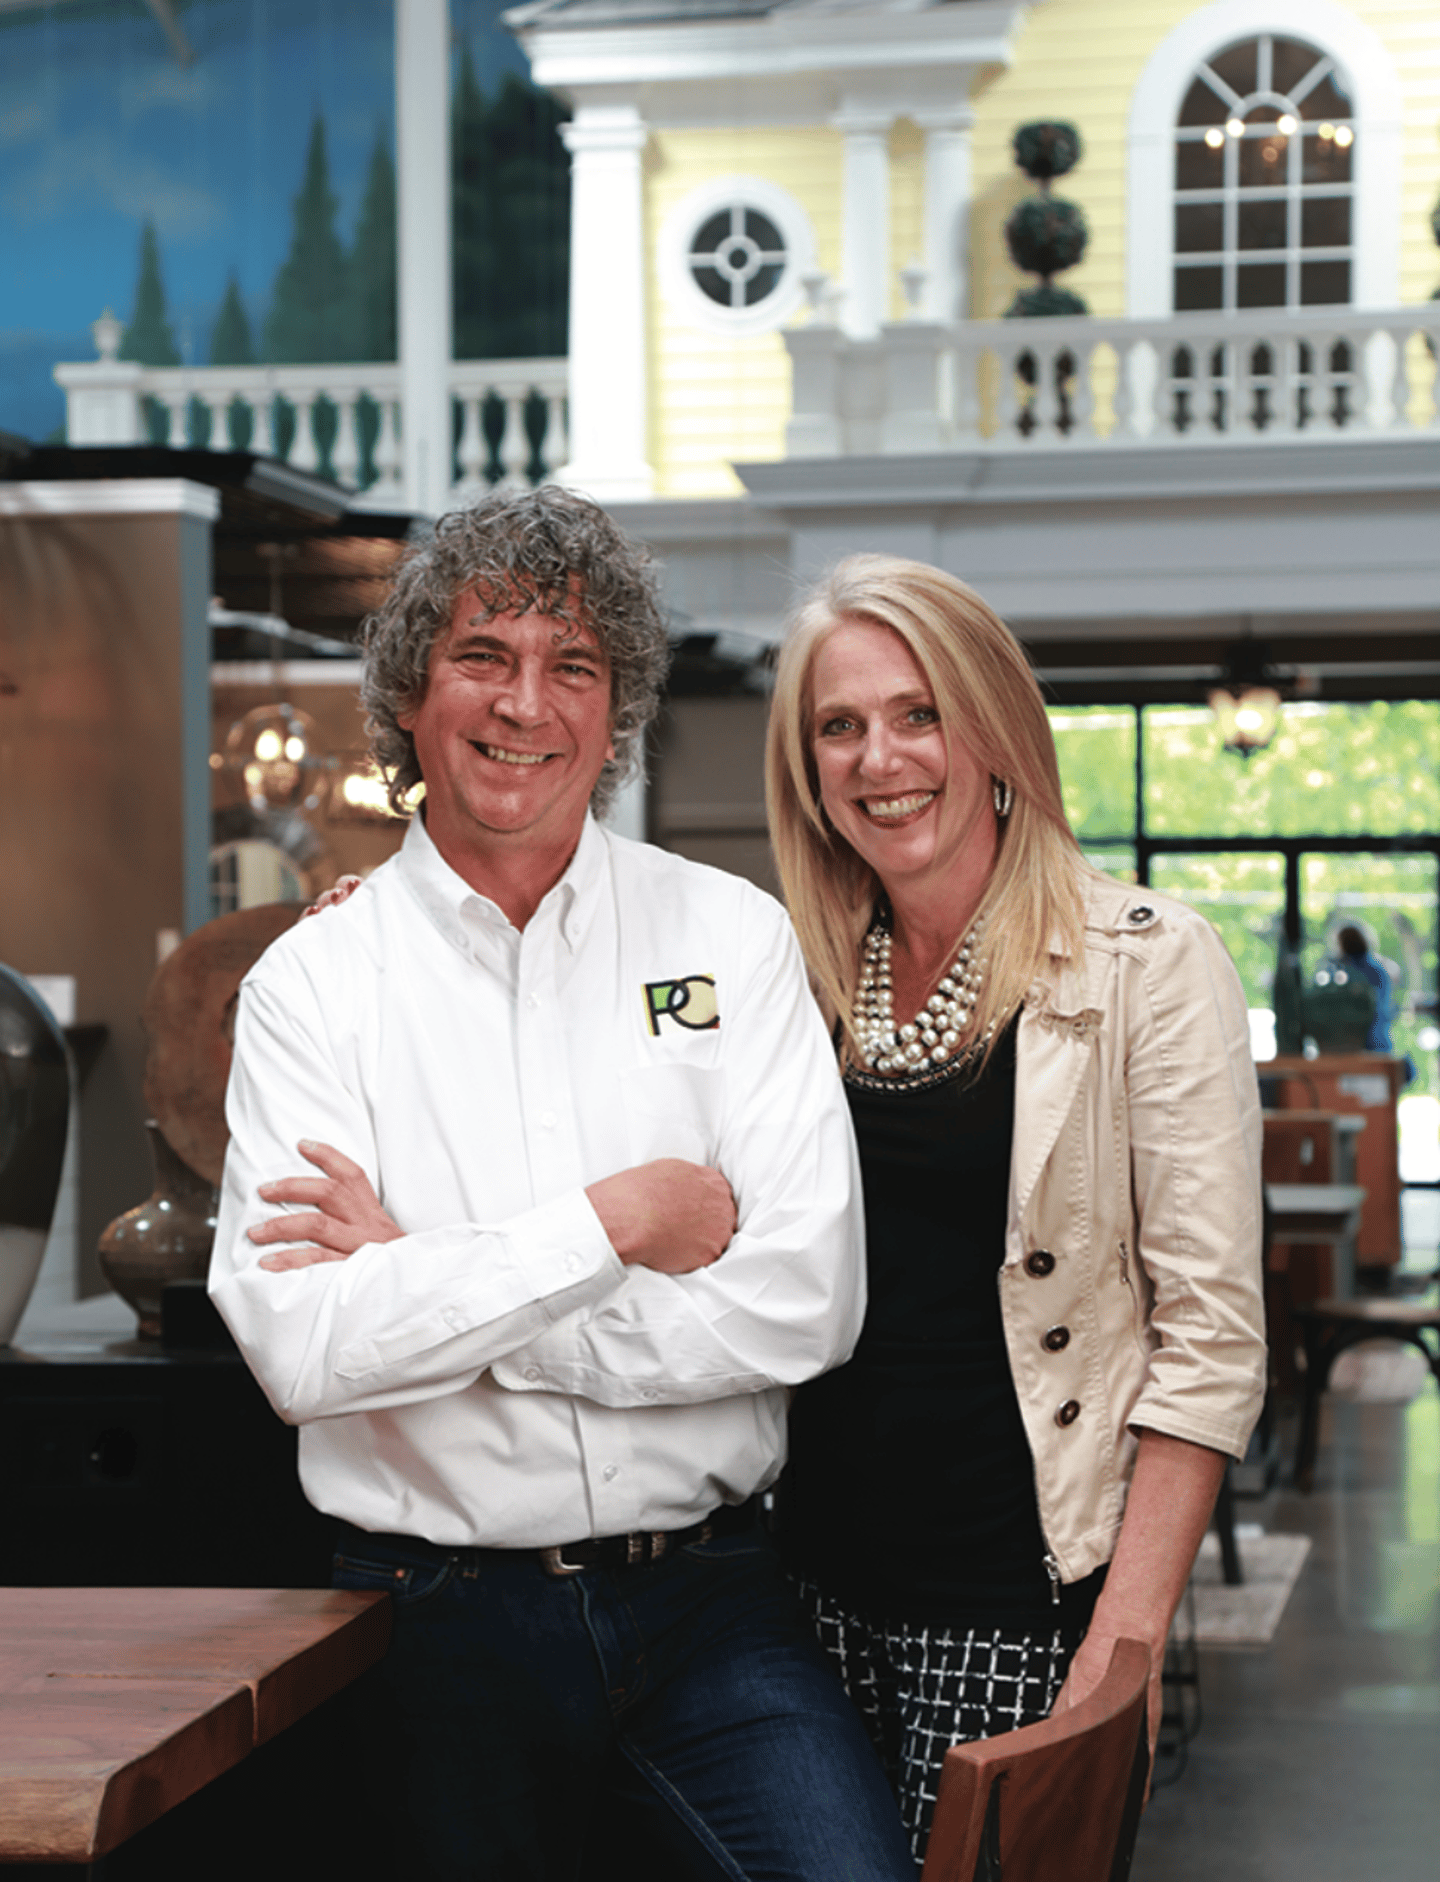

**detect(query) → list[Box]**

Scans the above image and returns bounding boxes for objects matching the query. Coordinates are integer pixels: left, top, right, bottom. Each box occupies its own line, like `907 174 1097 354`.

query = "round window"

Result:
688 207 788 310
661 176 815 335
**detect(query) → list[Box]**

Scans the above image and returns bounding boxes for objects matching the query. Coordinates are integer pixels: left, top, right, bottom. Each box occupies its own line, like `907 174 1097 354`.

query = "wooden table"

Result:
0 1588 390 1867
1266 1182 1368 1301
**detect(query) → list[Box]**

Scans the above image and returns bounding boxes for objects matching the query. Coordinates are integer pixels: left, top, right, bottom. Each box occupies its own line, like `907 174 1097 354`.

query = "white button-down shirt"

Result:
210 814 865 1548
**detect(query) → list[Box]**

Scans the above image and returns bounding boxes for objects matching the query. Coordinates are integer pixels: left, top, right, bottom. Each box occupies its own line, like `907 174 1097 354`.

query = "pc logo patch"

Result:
644 974 719 1036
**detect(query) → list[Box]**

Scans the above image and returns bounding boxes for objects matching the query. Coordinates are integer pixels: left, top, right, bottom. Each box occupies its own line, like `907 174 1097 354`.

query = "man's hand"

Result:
585 1159 736 1273
248 1140 403 1270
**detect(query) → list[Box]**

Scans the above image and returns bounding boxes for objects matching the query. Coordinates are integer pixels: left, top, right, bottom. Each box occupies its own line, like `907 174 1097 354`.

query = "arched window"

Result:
1173 34 1354 312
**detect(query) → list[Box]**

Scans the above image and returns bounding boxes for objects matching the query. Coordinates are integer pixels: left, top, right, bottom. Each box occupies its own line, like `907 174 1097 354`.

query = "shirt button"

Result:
1025 1250 1056 1277
528 993 541 1008
1043 1326 1070 1353
642 1389 659 1402
524 1366 541 1383
442 1308 463 1330
602 1465 619 1481
539 1111 556 1130
564 1253 582 1275
1055 1399 1081 1427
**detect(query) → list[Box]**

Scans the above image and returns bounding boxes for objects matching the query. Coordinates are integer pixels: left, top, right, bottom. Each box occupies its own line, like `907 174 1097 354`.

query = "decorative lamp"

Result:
1208 684 1282 758
222 703 327 813
1209 639 1282 758
328 756 420 823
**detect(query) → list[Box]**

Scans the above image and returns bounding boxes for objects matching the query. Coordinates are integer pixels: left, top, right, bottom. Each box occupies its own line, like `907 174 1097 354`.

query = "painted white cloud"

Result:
3 130 223 237
0 98 49 146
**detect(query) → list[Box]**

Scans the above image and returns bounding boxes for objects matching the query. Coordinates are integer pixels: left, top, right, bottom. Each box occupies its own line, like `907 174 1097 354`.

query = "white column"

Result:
396 0 453 516
916 107 974 324
833 111 893 339
559 102 653 500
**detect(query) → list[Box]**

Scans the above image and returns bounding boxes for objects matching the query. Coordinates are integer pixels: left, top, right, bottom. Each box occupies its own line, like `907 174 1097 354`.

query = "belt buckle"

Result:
539 1545 586 1578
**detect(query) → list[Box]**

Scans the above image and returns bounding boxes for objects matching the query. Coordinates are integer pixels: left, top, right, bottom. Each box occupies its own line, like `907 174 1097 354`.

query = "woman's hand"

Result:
300 875 363 920
247 1140 403 1270
1050 1430 1228 1794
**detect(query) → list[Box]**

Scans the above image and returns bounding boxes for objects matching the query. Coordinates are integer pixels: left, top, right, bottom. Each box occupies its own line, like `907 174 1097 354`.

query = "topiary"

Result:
1003 119 1089 320
1011 120 1082 183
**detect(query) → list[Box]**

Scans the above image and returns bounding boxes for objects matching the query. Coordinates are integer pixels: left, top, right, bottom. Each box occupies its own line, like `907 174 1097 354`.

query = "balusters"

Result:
994 343 1022 439
288 392 320 471
370 398 404 502
1110 339 1138 439
542 393 569 477
332 393 362 489
1030 339 1059 440
1070 340 1096 440
1389 325 1413 429
494 393 530 489
455 394 488 491
204 393 232 451
160 392 189 447
250 392 275 457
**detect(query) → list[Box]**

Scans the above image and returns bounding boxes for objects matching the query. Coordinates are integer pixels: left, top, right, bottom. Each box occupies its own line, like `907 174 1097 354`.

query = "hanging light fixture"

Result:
223 702 328 812
1209 640 1282 759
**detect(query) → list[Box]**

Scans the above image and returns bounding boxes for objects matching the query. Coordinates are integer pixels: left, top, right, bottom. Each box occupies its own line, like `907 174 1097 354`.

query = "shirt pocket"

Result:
618 1063 725 1167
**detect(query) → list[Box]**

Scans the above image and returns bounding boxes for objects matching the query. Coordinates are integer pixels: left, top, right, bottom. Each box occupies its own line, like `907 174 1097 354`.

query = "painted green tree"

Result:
264 115 353 363
120 219 180 365
453 59 569 359
210 273 255 365
349 130 397 362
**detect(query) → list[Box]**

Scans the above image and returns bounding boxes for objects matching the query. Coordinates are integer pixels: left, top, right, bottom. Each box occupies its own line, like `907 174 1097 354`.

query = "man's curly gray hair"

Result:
361 485 671 818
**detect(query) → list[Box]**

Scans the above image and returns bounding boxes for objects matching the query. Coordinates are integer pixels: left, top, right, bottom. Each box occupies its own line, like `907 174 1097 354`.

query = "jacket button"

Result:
1055 1399 1081 1427
1127 905 1156 925
1043 1325 1070 1352
1025 1250 1056 1277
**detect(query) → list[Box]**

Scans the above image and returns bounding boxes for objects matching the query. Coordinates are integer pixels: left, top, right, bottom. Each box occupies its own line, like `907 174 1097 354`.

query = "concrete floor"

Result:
1131 1386 1440 1881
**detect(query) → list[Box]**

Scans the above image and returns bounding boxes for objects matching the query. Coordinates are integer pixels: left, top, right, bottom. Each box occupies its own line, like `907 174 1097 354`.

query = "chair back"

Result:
920 1637 1150 1882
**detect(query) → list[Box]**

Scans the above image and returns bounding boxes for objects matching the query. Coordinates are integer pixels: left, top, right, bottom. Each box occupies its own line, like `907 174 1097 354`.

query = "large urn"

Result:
97 1121 220 1339
0 964 70 1344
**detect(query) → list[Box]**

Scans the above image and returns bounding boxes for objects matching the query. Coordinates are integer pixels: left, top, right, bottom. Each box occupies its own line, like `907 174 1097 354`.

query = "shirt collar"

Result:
398 810 608 956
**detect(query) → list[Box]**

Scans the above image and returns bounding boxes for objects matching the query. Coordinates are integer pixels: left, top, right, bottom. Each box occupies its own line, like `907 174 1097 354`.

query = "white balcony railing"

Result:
785 304 1440 458
55 322 568 507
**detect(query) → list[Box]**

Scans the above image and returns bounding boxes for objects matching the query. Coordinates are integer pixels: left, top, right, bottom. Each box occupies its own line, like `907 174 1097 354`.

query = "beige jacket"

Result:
1002 869 1266 1584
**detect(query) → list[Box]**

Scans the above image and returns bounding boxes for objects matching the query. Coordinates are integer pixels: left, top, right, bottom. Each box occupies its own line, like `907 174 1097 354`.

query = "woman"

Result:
766 555 1266 1861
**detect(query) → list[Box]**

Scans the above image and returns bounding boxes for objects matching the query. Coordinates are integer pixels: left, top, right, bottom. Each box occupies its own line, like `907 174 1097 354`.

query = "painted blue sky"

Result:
0 0 529 437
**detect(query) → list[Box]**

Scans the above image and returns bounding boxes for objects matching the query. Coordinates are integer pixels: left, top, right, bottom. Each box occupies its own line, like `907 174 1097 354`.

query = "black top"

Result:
783 1017 1101 1632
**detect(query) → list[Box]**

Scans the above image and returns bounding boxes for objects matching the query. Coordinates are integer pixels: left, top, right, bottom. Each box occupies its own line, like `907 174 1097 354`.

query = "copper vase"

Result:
98 1120 220 1338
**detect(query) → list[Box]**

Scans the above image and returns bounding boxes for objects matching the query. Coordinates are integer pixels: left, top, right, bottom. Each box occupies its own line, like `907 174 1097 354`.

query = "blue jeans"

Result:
333 1521 917 1882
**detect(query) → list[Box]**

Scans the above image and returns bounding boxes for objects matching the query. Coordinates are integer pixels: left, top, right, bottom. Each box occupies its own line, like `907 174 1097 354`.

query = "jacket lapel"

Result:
1009 949 1099 1242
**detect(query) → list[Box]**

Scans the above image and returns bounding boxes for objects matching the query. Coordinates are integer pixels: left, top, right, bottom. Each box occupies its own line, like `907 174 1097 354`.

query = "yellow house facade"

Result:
515 0 1440 499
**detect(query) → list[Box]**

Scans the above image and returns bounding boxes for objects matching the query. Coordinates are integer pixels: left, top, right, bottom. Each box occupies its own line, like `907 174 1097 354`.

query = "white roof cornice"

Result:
515 2 1031 93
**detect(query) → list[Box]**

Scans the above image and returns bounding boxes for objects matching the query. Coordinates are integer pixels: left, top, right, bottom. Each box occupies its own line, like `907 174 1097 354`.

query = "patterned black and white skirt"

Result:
797 1578 1077 1861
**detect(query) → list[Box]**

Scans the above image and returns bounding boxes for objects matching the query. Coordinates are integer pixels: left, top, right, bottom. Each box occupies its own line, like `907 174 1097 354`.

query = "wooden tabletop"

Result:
0 1587 390 1864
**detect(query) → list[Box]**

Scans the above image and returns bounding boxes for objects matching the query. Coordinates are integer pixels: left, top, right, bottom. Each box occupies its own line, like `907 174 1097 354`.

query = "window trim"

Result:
659 174 816 337
1126 0 1401 316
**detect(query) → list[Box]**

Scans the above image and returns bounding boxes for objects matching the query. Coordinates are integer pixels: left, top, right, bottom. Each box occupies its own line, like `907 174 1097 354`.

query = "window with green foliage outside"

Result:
1143 701 1440 837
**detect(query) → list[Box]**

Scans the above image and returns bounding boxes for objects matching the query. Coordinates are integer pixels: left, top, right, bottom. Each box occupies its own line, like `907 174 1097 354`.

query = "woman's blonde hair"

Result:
765 554 1088 1067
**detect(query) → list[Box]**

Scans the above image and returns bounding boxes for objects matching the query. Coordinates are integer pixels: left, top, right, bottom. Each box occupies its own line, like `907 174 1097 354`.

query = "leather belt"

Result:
538 1496 757 1578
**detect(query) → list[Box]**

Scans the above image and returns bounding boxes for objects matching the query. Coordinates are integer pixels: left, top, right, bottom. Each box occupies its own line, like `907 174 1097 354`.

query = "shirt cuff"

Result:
512 1188 626 1320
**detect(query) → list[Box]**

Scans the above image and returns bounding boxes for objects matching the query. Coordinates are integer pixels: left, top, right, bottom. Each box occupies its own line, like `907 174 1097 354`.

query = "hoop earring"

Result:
992 777 1014 819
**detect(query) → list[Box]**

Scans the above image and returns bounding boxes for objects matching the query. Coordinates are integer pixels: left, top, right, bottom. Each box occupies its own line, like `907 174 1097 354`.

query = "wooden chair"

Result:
920 1638 1150 1882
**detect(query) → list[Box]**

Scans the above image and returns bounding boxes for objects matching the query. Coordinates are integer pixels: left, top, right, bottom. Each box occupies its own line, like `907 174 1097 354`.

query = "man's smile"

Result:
471 741 555 767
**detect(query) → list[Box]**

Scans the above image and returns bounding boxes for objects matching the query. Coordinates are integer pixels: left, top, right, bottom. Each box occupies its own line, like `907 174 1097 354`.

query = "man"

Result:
209 487 914 1882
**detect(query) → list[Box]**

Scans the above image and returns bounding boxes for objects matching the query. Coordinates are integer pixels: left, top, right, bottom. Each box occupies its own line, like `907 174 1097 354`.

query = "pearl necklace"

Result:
855 915 994 1076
